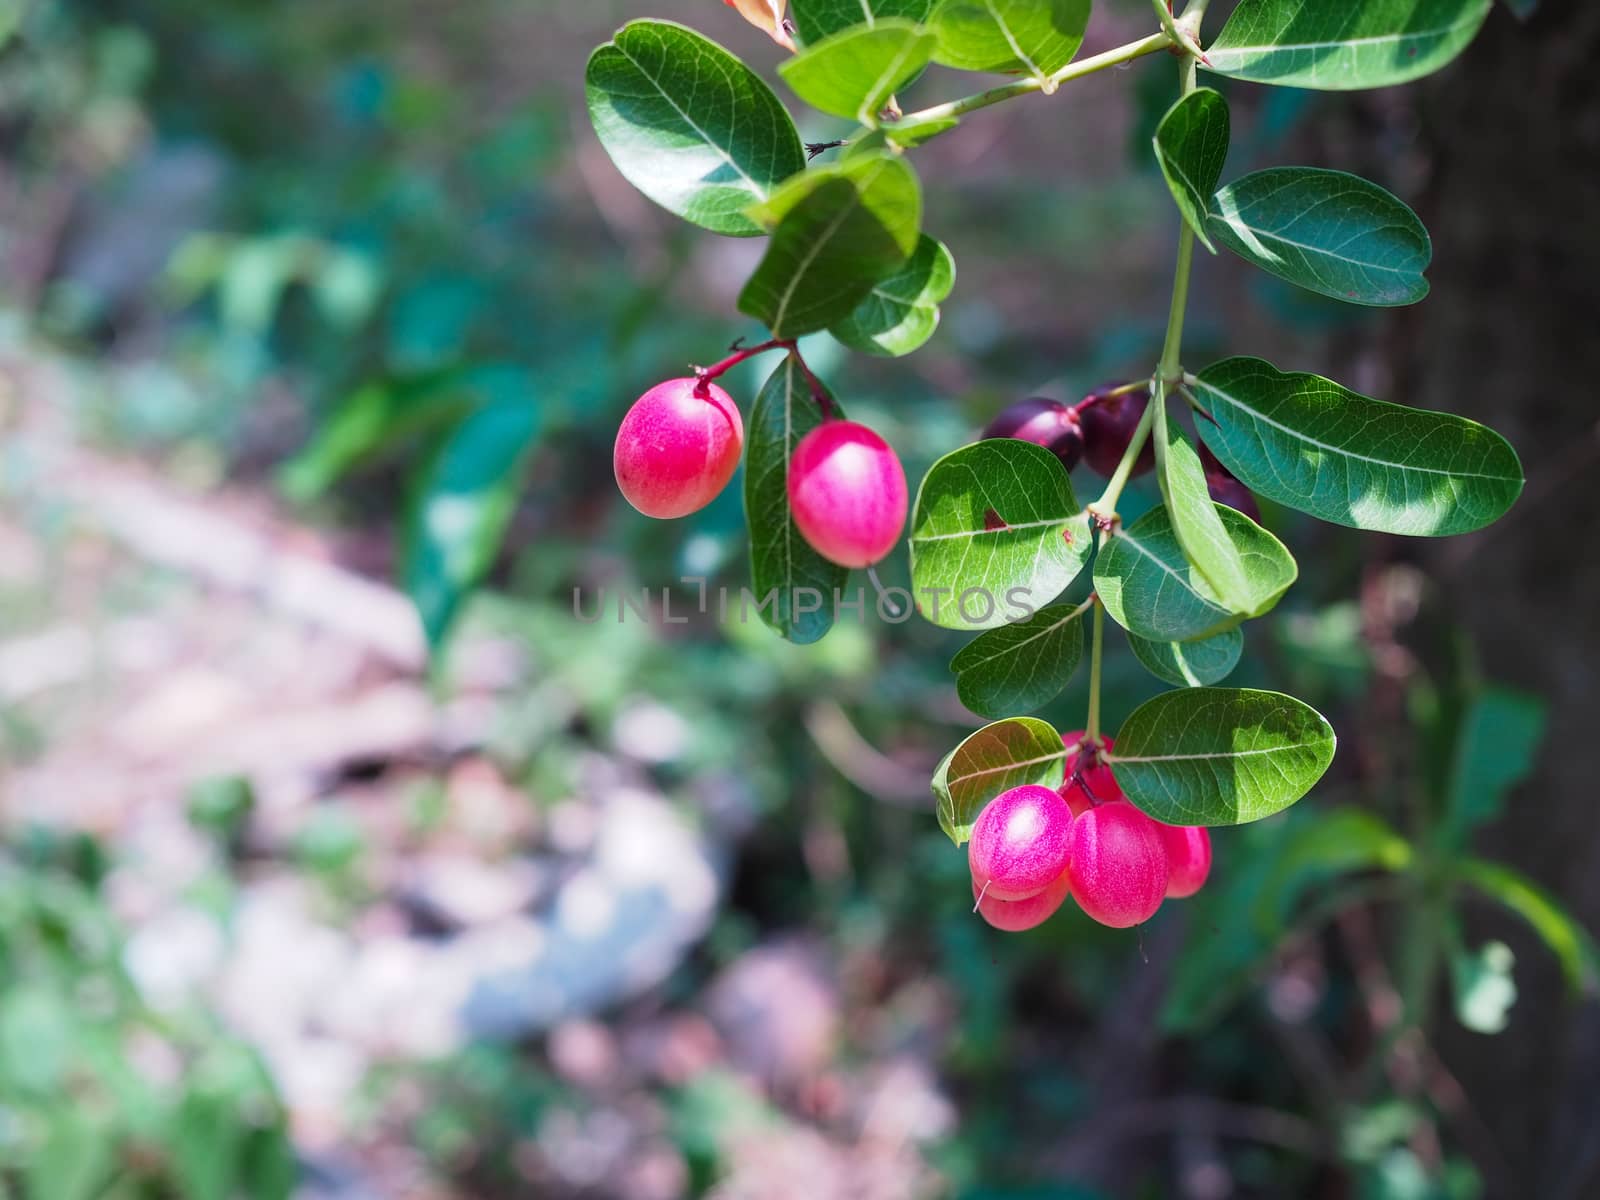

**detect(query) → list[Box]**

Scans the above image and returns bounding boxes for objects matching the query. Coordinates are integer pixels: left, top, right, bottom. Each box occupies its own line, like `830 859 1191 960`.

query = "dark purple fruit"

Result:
1198 442 1261 521
982 397 1084 472
1080 387 1154 479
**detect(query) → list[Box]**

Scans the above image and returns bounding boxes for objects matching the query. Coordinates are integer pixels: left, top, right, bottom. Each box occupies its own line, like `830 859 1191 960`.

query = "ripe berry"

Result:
1157 823 1212 899
982 397 1084 472
614 378 744 519
787 420 908 568
971 867 1072 932
967 784 1074 902
1199 442 1261 522
1059 730 1118 817
1079 386 1155 479
1066 802 1169 928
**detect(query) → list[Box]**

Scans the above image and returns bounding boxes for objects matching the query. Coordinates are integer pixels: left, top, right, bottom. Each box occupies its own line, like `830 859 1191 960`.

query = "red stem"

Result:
693 338 791 394
693 337 833 421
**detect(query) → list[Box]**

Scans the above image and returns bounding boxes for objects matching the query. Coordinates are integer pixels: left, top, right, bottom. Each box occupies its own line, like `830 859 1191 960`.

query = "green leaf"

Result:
24 1112 116 1200
278 367 472 502
740 153 922 338
0 2 21 49
909 439 1091 631
1152 87 1229 253
1450 939 1517 1034
781 21 937 124
792 0 938 45
1163 807 1411 1032
0 986 70 1094
1094 503 1297 642
1454 859 1600 995
931 0 1091 81
1129 628 1243 688
828 234 955 357
1190 357 1525 536
951 602 1087 719
1254 808 1413 925
932 716 1066 844
586 20 806 236
744 356 851 644
1207 167 1432 306
404 388 540 645
1156 409 1257 613
1441 688 1545 848
1110 688 1337 826
1204 0 1493 91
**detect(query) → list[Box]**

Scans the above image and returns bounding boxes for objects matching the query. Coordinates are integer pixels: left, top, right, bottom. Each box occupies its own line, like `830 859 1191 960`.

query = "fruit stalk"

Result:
1086 596 1106 747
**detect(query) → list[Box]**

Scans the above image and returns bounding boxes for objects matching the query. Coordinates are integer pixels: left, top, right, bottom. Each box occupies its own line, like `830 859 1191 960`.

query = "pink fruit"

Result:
967 784 1074 902
982 397 1084 472
971 867 1073 932
1067 802 1169 928
1059 730 1119 817
614 378 744 519
1079 387 1154 479
1158 823 1213 899
787 420 908 568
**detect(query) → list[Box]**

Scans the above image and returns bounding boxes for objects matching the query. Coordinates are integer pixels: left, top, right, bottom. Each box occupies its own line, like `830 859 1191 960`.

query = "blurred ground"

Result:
1 1 1598 1198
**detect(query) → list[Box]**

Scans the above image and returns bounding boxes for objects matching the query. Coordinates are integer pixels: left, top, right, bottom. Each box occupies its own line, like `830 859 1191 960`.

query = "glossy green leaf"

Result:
829 234 954 357
1129 628 1244 688
744 356 850 644
1454 859 1600 995
586 20 806 236
404 394 540 645
1156 409 1257 613
932 716 1066 844
1095 503 1296 642
1441 688 1545 848
909 439 1091 631
1208 167 1432 306
792 0 937 45
1190 357 1525 536
1205 0 1493 91
1153 87 1229 252
740 153 922 337
1110 688 1337 826
781 21 937 124
951 602 1087 719
931 0 1090 81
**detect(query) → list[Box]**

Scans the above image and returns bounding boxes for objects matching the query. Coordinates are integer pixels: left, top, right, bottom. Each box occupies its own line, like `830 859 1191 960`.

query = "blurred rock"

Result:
856 1057 956 1146
456 788 722 1040
613 696 692 764
622 1013 725 1087
398 853 543 930
708 941 839 1085
548 1017 622 1091
123 904 226 1008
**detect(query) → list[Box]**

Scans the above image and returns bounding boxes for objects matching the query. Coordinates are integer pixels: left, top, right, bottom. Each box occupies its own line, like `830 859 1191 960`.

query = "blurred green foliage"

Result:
0 2 1591 1198
0 833 293 1200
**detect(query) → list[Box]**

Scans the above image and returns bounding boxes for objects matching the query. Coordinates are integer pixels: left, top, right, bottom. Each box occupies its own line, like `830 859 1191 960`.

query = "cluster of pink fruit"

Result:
613 375 908 569
969 731 1212 932
983 389 1259 518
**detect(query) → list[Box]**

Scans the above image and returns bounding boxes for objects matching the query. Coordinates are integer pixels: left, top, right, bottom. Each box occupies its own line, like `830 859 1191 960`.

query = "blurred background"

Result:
1 0 1597 1197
